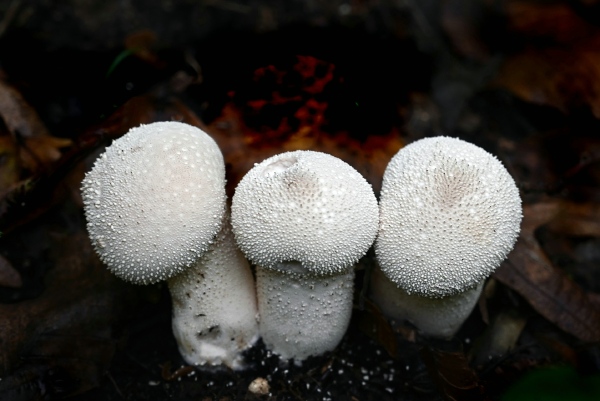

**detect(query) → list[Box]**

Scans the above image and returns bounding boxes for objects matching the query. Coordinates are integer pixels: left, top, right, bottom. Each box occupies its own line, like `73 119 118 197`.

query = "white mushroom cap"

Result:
81 121 226 284
231 150 379 275
375 136 522 298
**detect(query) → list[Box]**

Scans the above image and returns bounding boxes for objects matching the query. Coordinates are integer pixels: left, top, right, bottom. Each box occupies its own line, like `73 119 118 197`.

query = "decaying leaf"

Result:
0 130 20 192
0 80 72 172
355 297 399 359
420 343 488 401
493 1 600 117
543 202 600 238
0 227 139 397
0 80 50 139
0 253 22 288
494 202 600 343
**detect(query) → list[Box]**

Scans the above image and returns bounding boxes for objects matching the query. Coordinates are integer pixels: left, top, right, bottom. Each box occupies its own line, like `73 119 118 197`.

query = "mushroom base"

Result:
369 267 484 339
168 220 259 370
256 266 355 362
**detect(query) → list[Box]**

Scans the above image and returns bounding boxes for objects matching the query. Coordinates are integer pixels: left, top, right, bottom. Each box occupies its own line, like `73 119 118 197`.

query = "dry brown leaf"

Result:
0 80 50 139
0 80 72 173
494 202 600 343
355 297 399 358
544 201 600 237
505 1 596 44
420 344 488 401
124 30 159 66
19 135 73 171
0 130 20 192
494 1 600 117
0 253 22 288
494 43 600 118
0 228 138 397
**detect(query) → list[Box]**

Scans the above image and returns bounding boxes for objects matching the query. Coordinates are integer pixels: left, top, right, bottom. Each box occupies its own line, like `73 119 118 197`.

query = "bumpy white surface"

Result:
256 267 355 361
168 216 259 370
375 136 522 297
369 266 484 338
231 150 379 275
81 121 226 284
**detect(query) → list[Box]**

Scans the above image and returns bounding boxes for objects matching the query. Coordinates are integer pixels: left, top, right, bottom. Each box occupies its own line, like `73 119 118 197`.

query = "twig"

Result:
107 371 128 401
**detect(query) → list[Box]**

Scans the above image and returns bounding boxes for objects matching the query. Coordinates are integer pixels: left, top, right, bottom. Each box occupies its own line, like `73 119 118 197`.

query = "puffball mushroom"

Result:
168 213 259 369
81 121 259 369
372 136 522 338
231 150 379 361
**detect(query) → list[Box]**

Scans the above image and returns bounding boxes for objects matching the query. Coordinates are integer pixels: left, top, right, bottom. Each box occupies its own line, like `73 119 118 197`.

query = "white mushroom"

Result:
231 150 379 361
168 212 259 369
372 136 522 338
81 121 259 368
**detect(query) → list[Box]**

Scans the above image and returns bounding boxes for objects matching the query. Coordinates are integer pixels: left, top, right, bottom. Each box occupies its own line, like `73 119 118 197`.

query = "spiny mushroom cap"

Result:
231 150 379 276
81 121 226 285
375 136 522 298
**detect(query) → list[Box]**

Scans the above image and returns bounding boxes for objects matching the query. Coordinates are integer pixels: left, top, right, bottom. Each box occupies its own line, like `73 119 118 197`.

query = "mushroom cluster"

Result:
81 121 258 369
82 123 523 368
231 150 379 361
372 136 522 337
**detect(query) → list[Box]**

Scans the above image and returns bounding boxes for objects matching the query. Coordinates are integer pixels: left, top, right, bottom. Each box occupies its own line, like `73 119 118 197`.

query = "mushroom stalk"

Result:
231 150 379 361
168 215 259 370
256 265 355 361
369 266 483 338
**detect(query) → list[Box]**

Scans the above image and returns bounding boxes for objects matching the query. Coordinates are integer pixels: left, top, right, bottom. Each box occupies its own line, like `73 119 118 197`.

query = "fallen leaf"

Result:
543 202 600 238
420 342 488 401
504 1 595 44
493 1 600 117
0 224 139 397
354 297 399 359
0 80 50 139
494 202 600 343
0 253 22 288
0 80 72 172
0 129 20 192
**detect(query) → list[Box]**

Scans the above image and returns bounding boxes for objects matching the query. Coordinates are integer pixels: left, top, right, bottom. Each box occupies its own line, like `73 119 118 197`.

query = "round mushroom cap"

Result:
375 136 522 298
81 121 226 285
231 150 379 276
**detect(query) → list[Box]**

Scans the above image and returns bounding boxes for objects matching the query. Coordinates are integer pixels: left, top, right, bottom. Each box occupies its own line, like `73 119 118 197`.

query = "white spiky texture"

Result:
231 150 379 276
168 214 259 370
375 136 522 298
256 268 355 361
81 121 226 285
231 150 378 361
